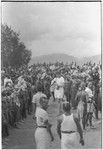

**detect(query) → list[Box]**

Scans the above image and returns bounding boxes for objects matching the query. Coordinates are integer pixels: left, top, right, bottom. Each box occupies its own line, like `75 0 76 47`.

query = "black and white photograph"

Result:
1 1 102 149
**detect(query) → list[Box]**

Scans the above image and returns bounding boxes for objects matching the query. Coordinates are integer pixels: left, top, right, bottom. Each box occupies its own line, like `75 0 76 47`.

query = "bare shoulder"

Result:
57 114 63 123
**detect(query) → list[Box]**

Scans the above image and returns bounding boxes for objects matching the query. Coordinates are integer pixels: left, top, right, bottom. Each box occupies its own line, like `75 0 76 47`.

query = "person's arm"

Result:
44 120 54 141
51 79 55 86
32 103 36 116
32 96 37 117
86 92 89 102
74 93 78 109
57 120 62 139
73 115 84 146
57 115 63 139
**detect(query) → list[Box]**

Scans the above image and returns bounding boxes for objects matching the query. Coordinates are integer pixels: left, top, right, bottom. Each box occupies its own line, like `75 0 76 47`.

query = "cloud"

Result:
2 2 101 57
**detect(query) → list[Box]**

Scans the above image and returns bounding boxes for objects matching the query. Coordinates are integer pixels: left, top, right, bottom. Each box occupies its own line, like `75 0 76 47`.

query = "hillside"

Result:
29 53 101 65
30 53 78 64
80 55 101 64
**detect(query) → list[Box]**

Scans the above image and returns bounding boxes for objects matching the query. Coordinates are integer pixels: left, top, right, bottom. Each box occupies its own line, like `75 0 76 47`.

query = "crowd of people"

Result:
1 61 102 148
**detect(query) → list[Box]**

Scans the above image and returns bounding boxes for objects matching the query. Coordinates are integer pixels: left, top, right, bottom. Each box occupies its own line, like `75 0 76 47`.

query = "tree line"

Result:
1 24 32 69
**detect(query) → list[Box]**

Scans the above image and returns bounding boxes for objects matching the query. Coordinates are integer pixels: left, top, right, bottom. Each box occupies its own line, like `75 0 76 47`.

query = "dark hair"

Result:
63 102 71 113
80 82 86 90
36 82 43 92
39 97 48 110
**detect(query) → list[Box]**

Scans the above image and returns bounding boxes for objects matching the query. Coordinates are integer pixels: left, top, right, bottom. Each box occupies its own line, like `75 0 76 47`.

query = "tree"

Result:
1 24 31 68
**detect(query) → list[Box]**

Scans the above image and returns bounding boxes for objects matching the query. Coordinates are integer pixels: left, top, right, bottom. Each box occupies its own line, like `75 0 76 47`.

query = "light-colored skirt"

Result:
35 128 51 149
61 132 80 149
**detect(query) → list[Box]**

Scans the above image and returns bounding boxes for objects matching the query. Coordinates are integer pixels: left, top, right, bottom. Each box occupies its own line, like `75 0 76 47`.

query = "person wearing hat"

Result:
57 102 84 149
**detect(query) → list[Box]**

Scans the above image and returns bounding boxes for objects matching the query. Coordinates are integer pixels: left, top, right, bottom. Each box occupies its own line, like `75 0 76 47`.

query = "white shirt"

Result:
11 92 20 107
17 77 27 91
85 87 93 98
85 87 94 112
35 107 48 126
56 77 65 87
4 77 13 87
53 77 65 99
52 77 64 87
61 114 77 132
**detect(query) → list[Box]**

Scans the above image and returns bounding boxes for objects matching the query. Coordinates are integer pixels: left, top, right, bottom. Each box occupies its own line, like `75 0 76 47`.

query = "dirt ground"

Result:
2 99 102 149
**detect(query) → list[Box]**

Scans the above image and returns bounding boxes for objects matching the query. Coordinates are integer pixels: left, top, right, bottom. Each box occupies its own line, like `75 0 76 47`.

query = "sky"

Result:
2 2 101 58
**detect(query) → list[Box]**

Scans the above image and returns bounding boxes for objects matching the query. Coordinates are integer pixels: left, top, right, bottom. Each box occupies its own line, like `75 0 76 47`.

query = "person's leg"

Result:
14 106 19 128
65 92 68 102
18 107 21 122
82 112 87 130
82 117 85 130
21 104 24 120
52 92 55 101
2 123 5 138
2 122 9 137
94 92 99 119
9 111 12 127
24 103 27 118
89 112 93 127
20 106 22 121
12 110 15 127
22 103 25 119
59 99 63 115
5 123 9 136
86 113 89 126
95 103 98 119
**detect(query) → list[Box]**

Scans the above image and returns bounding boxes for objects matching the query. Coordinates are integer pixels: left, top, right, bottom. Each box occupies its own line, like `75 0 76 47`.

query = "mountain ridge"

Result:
29 53 101 65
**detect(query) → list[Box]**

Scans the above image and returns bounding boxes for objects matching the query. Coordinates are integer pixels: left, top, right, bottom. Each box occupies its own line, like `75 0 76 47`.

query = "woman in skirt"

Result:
34 97 54 149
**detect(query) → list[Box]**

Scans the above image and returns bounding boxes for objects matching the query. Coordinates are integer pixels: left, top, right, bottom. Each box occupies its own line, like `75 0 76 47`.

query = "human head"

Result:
56 72 61 77
88 82 92 89
80 82 86 90
39 97 48 110
36 82 43 92
63 102 71 113
78 86 82 91
5 74 10 79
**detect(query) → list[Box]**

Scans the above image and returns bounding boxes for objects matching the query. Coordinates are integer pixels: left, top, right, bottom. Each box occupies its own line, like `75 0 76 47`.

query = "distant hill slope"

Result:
80 55 101 64
30 53 78 64
29 53 101 65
